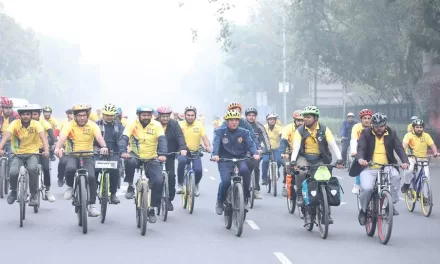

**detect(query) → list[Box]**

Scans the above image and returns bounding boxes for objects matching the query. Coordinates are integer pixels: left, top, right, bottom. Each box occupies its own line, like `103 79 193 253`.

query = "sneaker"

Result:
57 179 64 187
215 201 224 215
7 190 17 204
176 184 183 194
358 210 366 226
63 187 73 200
110 194 120 204
352 184 360 194
29 194 38 206
45 191 56 202
125 186 134 199
148 208 156 223
261 180 268 186
296 195 304 207
401 183 410 194
281 186 288 197
88 204 100 217
254 190 263 199
166 200 174 211
194 184 200 197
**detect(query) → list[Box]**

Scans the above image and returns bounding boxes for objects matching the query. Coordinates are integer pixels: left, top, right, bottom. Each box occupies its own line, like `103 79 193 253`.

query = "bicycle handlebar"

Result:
210 157 253 163
64 151 95 156
368 162 400 167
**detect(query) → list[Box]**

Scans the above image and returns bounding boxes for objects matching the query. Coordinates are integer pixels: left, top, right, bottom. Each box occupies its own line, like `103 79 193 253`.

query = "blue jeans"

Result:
355 175 361 185
177 155 203 185
217 160 250 202
262 149 282 182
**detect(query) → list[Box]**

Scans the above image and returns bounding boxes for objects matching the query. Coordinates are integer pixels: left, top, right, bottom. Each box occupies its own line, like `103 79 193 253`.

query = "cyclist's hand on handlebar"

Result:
253 154 260 160
358 159 368 167
158 155 166 162
401 163 409 170
434 153 439 158
180 149 187 156
55 148 64 158
42 151 49 158
204 146 212 153
0 149 4 156
100 147 109 155
351 152 357 157
121 153 130 159
211 155 220 162
257 149 263 155
281 153 289 159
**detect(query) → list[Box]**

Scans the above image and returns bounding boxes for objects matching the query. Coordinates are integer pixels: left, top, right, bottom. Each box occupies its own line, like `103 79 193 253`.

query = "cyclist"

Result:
262 113 283 186
57 108 74 187
290 105 344 212
221 103 258 146
212 116 222 129
0 105 49 205
42 106 58 161
30 104 56 202
0 97 19 161
244 107 269 199
54 104 108 217
401 118 439 193
177 106 212 196
280 110 304 196
177 113 185 121
407 116 418 133
350 109 373 194
96 108 102 119
340 112 357 164
94 103 124 204
353 113 409 225
119 105 167 223
212 110 260 215
156 105 187 211
88 105 100 121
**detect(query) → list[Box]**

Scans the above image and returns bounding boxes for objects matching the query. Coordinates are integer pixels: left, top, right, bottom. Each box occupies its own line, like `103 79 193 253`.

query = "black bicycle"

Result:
95 152 119 224
181 148 205 214
0 153 9 198
157 152 179 222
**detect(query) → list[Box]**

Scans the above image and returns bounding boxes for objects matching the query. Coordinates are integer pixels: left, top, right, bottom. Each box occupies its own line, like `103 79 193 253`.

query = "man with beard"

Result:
177 106 212 196
55 104 108 217
0 105 49 205
119 105 167 223
156 105 187 211
352 113 409 225
401 118 439 193
244 107 269 199
290 105 344 213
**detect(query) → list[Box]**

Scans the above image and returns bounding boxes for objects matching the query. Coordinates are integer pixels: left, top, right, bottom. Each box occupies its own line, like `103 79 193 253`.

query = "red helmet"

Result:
1 96 13 107
157 105 172 114
359 109 373 118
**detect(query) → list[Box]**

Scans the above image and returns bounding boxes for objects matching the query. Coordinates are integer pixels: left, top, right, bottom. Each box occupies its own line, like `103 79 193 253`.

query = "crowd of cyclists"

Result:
0 95 437 227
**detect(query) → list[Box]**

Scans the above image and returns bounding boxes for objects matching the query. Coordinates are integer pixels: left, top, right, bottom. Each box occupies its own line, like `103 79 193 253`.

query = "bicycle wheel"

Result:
135 181 140 228
267 166 272 194
420 177 433 217
356 193 362 212
79 176 88 234
249 172 255 209
317 185 330 239
188 172 196 214
0 158 5 199
303 207 314 231
33 169 42 214
377 190 393 245
287 194 296 214
271 162 277 197
181 174 188 209
160 173 169 221
405 182 416 212
140 182 149 236
233 182 245 237
346 148 351 171
100 173 109 224
4 159 9 195
19 175 25 227
365 194 377 237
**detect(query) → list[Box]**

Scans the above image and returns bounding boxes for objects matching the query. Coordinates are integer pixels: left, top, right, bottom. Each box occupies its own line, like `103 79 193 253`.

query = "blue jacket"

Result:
340 120 357 138
94 120 124 153
212 127 258 158
221 118 260 147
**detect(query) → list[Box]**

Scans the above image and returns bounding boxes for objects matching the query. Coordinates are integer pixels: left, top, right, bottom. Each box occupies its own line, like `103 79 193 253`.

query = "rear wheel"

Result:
303 206 314 231
378 191 393 245
0 158 5 198
420 177 433 217
233 182 245 237
79 176 88 234
317 185 329 239
365 195 377 237
404 182 416 212
249 172 255 209
182 175 188 209
140 182 149 236
271 162 277 197
100 173 109 224
224 187 233 229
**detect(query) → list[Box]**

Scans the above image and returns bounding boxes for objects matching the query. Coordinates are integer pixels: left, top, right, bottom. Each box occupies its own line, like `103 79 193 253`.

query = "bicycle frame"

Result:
410 157 430 195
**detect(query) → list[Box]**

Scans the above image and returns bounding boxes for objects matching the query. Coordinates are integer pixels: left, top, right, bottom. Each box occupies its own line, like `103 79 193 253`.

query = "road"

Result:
0 157 439 264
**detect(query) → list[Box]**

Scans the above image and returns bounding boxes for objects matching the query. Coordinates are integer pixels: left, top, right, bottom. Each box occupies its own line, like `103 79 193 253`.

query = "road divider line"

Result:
209 176 216 181
273 252 292 264
246 220 260 230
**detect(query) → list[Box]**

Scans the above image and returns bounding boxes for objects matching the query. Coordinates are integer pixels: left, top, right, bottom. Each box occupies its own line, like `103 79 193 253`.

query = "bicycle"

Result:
364 162 396 245
0 153 9 198
404 155 433 217
264 150 279 197
297 164 339 239
157 152 179 221
95 152 119 224
65 151 95 235
117 157 125 190
133 157 155 236
181 148 205 214
346 145 353 171
212 157 251 237
285 161 297 214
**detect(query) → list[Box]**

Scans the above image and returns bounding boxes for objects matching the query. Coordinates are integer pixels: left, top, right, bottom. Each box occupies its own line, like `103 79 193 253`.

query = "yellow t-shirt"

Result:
179 120 206 151
351 123 367 141
89 112 100 122
41 116 58 130
403 132 434 158
212 120 221 129
121 117 128 127
7 120 44 154
39 120 52 149
124 119 164 159
1 116 11 134
265 124 283 149
371 131 389 168
276 119 282 126
61 120 100 152
293 123 335 155
281 123 296 152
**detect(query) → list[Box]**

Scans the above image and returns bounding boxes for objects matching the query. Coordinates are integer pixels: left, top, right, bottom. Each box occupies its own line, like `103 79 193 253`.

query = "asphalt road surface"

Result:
0 156 439 264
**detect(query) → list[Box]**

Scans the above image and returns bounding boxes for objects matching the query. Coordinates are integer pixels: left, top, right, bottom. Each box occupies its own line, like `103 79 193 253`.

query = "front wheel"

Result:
317 185 330 239
365 194 377 237
187 172 196 214
79 176 88 234
0 158 6 199
19 175 26 227
233 182 245 237
377 191 393 245
139 182 149 236
181 175 188 209
100 173 109 224
420 177 433 217
159 173 169 221
249 172 255 209
270 162 277 197
405 182 416 212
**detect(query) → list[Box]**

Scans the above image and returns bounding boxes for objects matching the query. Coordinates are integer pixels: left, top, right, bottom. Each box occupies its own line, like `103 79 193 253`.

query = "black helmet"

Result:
371 113 387 127
245 107 258 116
412 118 425 127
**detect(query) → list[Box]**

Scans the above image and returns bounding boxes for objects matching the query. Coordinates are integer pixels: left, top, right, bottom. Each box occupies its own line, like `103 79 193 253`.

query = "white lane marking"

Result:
273 252 292 264
204 169 208 172
399 197 405 201
341 202 347 205
209 176 216 180
246 220 260 230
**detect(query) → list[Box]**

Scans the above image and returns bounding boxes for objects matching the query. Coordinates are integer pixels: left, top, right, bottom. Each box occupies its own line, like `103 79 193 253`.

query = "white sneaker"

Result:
194 184 200 197
88 205 100 217
45 191 56 202
63 187 73 200
352 184 360 194
254 190 263 199
281 186 288 197
176 185 183 194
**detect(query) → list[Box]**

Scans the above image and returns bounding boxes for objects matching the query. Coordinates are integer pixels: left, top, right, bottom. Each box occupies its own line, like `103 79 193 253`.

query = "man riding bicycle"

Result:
0 97 19 162
340 112 357 164
0 105 49 205
94 103 124 204
55 104 109 217
119 105 167 223
156 105 187 211
212 110 260 215
351 113 409 225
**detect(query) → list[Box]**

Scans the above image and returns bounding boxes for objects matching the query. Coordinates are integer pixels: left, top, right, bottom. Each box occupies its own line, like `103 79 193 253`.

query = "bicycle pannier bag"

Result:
302 178 320 206
326 177 342 206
